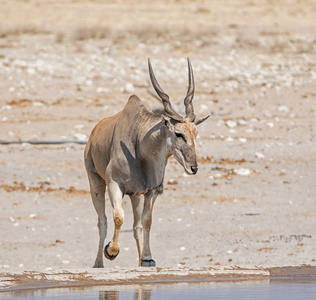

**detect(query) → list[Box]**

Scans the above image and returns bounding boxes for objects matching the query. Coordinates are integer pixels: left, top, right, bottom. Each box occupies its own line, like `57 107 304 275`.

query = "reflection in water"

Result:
3 280 316 299
3 285 153 300
134 286 152 300
99 289 119 300
98 286 152 300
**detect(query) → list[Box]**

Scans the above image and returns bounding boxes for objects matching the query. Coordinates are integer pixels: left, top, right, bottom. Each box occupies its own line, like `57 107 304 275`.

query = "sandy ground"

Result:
0 0 315 273
2 266 315 292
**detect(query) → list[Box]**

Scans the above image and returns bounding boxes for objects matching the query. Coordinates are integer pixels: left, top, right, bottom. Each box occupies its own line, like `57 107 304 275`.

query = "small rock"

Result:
278 105 289 112
234 168 251 176
226 136 234 142
225 120 237 128
96 87 110 93
263 111 272 118
33 102 44 107
74 124 84 130
255 152 265 159
2 265 9 269
86 80 93 86
167 179 178 185
122 83 135 93
62 260 70 264
73 133 87 141
238 119 248 126
199 104 208 112
2 105 12 110
27 68 36 75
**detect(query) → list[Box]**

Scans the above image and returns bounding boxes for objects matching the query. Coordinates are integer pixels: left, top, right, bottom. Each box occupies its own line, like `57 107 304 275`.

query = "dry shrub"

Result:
0 181 88 195
74 25 112 41
72 23 217 46
0 25 49 38
0 21 217 49
198 156 247 165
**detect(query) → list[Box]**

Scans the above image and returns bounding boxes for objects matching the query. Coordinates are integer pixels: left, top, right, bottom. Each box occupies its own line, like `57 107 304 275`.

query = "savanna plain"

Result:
0 0 315 273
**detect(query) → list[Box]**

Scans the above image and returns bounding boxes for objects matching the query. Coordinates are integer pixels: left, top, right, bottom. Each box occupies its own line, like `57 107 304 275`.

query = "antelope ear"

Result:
194 114 210 126
162 115 175 130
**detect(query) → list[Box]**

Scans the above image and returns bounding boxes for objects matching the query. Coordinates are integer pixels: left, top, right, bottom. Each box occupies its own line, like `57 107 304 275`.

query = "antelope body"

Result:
84 59 209 267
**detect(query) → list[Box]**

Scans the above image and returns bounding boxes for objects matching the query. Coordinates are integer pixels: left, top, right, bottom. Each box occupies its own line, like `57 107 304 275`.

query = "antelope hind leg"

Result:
130 194 144 266
141 191 158 267
87 171 107 268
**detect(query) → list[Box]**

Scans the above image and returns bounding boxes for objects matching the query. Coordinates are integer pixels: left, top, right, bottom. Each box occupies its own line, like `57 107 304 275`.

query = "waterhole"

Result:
1 279 315 300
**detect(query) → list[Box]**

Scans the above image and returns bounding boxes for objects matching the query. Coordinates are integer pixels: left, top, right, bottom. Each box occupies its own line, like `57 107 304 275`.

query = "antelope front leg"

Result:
141 192 158 267
105 181 124 261
130 195 144 266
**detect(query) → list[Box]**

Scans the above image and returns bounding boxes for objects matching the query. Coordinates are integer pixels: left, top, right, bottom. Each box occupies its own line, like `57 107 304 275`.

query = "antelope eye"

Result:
175 132 185 140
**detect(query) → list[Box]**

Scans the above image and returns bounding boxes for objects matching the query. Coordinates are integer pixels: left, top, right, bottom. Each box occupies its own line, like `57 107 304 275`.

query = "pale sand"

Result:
0 0 315 276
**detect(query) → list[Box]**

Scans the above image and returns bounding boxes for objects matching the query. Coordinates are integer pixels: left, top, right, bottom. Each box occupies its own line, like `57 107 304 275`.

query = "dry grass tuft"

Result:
0 181 89 195
74 25 112 41
0 25 50 38
71 23 217 46
217 196 247 203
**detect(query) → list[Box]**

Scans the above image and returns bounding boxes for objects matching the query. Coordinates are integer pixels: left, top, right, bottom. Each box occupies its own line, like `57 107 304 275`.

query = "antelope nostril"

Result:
191 166 198 174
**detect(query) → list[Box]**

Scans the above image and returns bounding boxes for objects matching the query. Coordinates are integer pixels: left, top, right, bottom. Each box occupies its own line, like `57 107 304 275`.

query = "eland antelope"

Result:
84 58 209 267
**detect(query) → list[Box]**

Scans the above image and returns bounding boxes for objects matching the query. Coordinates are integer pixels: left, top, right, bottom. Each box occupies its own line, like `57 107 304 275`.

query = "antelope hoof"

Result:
104 242 119 261
93 262 104 268
141 259 156 267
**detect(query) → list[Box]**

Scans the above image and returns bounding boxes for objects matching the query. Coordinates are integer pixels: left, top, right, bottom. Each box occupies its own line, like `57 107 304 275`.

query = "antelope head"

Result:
148 58 210 175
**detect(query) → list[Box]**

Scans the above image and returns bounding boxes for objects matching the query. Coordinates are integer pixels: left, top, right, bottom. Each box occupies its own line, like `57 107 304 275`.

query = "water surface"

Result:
1 279 316 300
